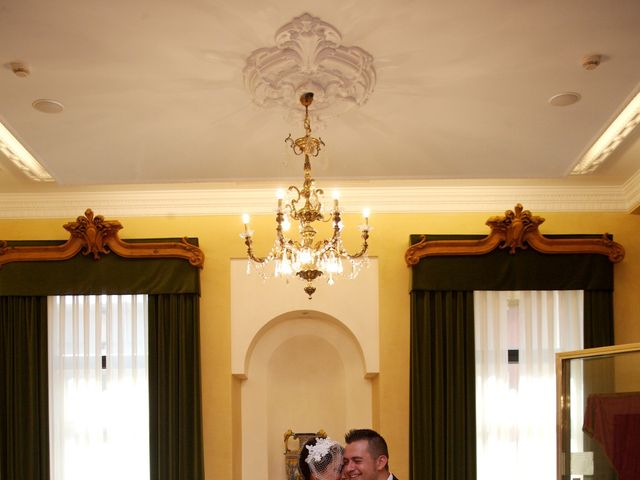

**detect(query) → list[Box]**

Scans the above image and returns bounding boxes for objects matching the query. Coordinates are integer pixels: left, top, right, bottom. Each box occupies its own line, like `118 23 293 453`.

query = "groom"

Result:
342 429 398 480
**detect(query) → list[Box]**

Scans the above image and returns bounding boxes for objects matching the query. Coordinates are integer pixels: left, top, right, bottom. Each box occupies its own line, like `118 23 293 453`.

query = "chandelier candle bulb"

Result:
276 189 285 212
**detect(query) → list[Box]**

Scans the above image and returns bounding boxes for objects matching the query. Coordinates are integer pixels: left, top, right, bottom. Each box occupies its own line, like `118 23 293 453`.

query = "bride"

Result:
298 437 344 480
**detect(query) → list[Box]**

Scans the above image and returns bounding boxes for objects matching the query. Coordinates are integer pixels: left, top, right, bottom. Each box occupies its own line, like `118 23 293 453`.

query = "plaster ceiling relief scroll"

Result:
243 13 376 117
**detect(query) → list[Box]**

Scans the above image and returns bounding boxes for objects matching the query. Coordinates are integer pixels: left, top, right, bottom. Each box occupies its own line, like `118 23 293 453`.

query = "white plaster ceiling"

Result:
1 0 640 195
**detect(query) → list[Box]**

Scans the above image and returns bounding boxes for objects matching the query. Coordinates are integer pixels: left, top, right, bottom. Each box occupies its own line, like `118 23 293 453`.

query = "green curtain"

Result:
148 294 204 480
583 290 614 348
0 296 49 480
410 290 476 480
582 290 616 479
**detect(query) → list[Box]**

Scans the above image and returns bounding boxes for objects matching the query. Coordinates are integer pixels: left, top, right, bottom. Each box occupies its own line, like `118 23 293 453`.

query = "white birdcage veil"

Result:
303 437 344 480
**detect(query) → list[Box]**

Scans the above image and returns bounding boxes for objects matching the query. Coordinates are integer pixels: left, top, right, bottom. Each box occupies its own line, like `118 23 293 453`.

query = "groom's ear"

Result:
374 454 388 471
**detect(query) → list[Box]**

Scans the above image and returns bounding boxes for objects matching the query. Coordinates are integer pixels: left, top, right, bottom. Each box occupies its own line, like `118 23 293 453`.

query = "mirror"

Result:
556 343 640 480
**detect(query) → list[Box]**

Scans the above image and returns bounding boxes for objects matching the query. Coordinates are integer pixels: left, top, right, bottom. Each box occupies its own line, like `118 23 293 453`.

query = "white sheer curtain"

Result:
474 290 583 480
48 295 150 480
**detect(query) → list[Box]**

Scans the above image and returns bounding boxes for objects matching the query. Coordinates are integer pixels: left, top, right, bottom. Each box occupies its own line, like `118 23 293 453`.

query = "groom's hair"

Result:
344 429 389 468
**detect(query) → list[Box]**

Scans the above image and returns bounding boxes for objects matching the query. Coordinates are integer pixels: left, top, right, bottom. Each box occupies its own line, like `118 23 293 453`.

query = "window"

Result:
474 290 584 480
48 295 149 480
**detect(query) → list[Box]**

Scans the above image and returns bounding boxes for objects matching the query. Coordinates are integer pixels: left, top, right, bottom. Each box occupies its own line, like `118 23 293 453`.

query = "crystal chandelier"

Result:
240 92 371 299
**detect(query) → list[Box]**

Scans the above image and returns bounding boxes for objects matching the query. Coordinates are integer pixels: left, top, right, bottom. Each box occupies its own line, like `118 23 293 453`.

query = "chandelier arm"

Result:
345 244 369 260
319 203 336 223
339 228 370 260
244 236 268 263
323 208 336 222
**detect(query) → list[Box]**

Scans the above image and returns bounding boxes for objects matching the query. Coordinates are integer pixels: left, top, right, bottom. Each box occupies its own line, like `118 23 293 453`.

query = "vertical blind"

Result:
48 295 150 480
474 290 583 480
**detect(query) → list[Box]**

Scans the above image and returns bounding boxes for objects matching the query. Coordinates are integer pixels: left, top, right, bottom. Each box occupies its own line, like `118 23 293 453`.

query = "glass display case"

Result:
556 343 640 480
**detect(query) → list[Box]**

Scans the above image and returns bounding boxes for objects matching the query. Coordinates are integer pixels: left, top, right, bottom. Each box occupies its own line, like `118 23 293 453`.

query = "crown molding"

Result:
0 183 631 219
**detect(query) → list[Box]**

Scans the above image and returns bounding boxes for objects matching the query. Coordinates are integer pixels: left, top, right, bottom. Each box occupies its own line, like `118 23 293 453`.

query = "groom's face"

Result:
342 439 386 480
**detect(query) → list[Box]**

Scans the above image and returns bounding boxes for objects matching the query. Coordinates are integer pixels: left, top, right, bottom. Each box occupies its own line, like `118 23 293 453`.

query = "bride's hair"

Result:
298 437 344 480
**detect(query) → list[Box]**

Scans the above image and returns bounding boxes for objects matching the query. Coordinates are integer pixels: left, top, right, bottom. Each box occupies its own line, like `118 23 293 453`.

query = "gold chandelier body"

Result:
241 93 371 298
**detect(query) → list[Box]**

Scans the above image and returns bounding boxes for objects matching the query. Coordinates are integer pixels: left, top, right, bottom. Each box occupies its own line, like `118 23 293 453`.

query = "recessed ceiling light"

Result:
548 92 581 107
32 99 64 114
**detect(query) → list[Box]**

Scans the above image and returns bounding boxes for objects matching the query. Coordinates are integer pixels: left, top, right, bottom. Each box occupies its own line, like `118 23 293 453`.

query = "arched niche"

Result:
240 312 372 480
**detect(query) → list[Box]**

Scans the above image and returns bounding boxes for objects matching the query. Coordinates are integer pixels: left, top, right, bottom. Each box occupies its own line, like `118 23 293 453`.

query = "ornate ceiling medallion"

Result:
243 13 376 117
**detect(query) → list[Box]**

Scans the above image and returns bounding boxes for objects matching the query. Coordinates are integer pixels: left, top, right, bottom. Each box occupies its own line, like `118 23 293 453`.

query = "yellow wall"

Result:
2 210 640 480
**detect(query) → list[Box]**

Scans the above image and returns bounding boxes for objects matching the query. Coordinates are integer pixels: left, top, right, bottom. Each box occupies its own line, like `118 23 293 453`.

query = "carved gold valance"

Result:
405 204 624 266
0 209 204 268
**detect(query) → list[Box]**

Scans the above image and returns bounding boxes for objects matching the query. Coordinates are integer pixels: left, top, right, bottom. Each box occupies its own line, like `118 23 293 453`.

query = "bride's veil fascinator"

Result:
305 437 344 480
